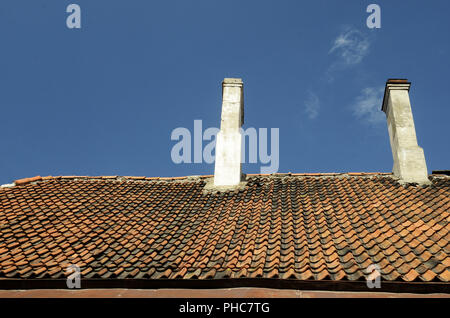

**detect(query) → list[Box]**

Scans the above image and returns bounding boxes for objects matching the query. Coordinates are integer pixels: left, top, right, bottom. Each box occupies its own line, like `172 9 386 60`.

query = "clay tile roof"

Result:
0 173 449 291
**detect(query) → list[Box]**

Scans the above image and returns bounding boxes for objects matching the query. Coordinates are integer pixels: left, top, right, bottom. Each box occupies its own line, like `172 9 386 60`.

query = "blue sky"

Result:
1 0 449 184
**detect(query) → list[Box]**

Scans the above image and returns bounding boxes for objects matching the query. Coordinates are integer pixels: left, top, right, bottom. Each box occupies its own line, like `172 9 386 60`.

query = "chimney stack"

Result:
214 78 244 186
381 79 430 184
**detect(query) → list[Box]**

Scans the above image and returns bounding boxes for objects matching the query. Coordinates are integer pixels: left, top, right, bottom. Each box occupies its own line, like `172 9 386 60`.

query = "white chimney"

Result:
214 78 244 186
381 79 430 184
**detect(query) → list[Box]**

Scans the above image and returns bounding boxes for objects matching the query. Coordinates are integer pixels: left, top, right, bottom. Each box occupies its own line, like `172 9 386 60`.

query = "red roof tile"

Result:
0 173 449 288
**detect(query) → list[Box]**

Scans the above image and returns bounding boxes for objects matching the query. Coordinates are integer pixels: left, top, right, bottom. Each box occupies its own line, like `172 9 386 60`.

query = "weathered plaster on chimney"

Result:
214 78 244 187
382 80 430 185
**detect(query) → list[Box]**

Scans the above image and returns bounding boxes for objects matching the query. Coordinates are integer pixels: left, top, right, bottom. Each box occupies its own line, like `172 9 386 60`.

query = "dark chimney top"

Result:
432 170 450 176
386 78 410 84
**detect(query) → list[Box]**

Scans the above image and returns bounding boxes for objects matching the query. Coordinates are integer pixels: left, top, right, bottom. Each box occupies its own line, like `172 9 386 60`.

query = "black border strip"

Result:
0 278 448 294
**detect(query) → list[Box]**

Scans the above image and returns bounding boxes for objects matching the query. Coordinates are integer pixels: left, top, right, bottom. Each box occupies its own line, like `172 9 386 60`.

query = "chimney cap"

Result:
382 78 411 113
386 78 410 84
223 78 243 85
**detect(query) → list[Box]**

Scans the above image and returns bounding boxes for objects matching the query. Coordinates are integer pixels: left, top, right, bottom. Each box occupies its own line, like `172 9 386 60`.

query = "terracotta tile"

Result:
420 269 437 282
403 269 420 281
33 267 46 276
438 270 450 281
266 268 279 279
3 266 17 274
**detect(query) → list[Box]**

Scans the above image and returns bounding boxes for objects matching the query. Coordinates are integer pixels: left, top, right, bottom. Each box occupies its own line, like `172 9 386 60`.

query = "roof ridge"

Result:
6 175 214 187
1 172 401 188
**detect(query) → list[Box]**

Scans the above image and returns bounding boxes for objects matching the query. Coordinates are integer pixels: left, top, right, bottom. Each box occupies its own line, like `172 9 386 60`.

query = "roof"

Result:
0 173 449 291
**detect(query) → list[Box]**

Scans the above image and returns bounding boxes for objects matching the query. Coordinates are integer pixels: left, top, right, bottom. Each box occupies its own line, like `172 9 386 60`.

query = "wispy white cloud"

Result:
308 27 374 118
329 28 370 66
352 87 385 124
304 90 320 119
